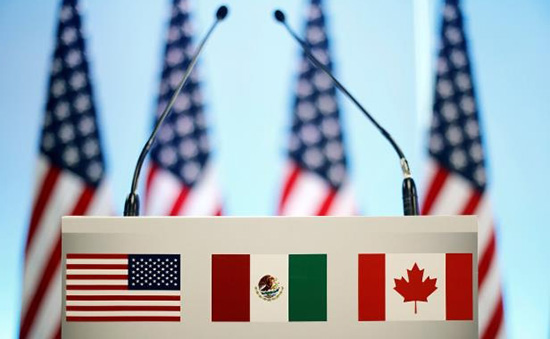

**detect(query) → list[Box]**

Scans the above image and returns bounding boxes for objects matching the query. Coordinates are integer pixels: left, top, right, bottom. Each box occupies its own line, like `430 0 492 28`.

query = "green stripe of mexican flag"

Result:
212 254 327 322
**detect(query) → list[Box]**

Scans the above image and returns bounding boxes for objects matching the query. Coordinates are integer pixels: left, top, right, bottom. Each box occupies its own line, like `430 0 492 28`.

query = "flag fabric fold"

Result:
422 1 505 338
20 0 112 337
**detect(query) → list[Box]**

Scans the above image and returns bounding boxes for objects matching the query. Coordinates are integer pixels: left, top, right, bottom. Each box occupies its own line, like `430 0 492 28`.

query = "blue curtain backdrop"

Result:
0 1 549 338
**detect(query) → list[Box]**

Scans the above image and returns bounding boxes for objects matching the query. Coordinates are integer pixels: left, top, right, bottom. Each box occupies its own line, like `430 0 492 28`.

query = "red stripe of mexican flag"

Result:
212 254 327 322
358 253 473 321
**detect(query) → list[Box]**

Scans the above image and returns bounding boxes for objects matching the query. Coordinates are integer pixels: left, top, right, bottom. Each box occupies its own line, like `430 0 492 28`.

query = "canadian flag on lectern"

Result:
358 253 473 321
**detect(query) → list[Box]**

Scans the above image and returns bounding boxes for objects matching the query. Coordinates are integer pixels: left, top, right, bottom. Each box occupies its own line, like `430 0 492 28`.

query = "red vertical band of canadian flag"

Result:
358 253 473 321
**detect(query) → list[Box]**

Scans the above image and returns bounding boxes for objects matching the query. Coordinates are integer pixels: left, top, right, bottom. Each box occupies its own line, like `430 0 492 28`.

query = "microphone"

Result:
123 5 229 216
273 9 419 216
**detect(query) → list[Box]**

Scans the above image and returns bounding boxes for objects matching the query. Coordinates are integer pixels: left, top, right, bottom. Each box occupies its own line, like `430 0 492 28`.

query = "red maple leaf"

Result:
393 263 437 314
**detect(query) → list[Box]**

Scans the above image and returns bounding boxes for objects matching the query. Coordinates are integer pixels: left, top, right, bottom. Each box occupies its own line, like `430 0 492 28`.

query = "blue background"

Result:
0 0 549 337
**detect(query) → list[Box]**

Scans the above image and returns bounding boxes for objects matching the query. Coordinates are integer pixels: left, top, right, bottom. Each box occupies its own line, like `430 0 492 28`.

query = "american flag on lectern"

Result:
278 0 355 216
145 0 222 216
422 1 505 338
20 0 112 338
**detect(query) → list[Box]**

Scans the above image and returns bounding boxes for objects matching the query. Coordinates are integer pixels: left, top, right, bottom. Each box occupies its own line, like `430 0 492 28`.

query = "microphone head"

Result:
273 9 285 23
216 5 229 21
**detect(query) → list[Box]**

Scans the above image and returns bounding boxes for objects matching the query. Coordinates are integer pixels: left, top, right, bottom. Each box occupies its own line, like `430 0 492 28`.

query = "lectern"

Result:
61 216 477 338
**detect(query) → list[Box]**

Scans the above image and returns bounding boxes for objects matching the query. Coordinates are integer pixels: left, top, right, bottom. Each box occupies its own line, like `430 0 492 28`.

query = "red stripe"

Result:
481 295 504 339
278 163 301 214
66 254 128 259
66 264 128 270
66 316 180 322
67 295 180 301
66 275 128 280
20 237 61 339
215 206 223 216
21 184 96 339
478 229 496 288
66 285 128 290
212 254 250 321
66 305 180 311
460 190 483 215
316 188 337 216
145 163 158 198
169 186 190 216
445 253 473 320
26 166 61 254
358 254 385 321
421 165 449 215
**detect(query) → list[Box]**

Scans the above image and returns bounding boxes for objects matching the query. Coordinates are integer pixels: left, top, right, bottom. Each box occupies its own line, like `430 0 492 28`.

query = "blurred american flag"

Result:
20 0 111 337
278 0 355 216
144 0 223 216
422 1 505 338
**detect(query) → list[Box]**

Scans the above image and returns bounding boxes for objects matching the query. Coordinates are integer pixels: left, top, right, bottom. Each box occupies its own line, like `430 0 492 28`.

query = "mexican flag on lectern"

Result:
358 253 473 321
212 254 327 322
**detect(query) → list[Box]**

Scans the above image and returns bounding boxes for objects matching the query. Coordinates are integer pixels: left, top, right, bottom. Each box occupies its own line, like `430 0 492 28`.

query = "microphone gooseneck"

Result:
123 5 229 216
273 9 419 216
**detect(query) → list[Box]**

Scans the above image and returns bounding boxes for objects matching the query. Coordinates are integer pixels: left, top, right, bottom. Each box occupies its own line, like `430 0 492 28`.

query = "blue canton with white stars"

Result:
150 0 210 188
40 0 105 187
128 255 181 290
430 0 487 191
288 0 349 189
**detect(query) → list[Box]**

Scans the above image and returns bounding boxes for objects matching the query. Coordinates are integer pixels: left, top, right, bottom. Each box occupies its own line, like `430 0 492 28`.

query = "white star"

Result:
300 124 321 146
63 146 80 166
52 58 63 74
54 101 70 120
191 89 203 105
296 101 316 121
173 94 191 112
178 139 198 159
69 72 87 90
474 166 486 186
455 72 471 91
465 119 479 138
83 139 99 158
288 134 301 152
320 117 340 138
450 149 467 169
159 146 177 167
166 47 184 67
437 79 454 98
169 70 184 89
87 162 103 181
297 79 313 98
175 115 194 135
308 4 322 20
78 116 95 136
307 26 325 44
181 161 200 182
168 26 181 43
313 72 331 91
445 26 462 45
61 27 77 45
52 80 66 98
311 48 329 66
42 133 55 151
450 49 467 69
198 134 209 152
469 142 483 162
328 164 345 186
437 57 448 75
443 4 457 21
59 123 75 143
325 141 344 162
182 21 194 36
460 95 476 115
429 133 444 153
302 147 325 169
75 94 91 113
441 102 458 121
65 49 82 67
317 94 337 115
446 125 463 146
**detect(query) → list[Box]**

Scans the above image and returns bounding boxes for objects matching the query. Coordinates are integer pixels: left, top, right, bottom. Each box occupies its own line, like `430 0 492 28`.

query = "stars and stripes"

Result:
422 1 504 338
65 254 181 322
20 0 112 338
144 0 222 216
278 0 355 216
